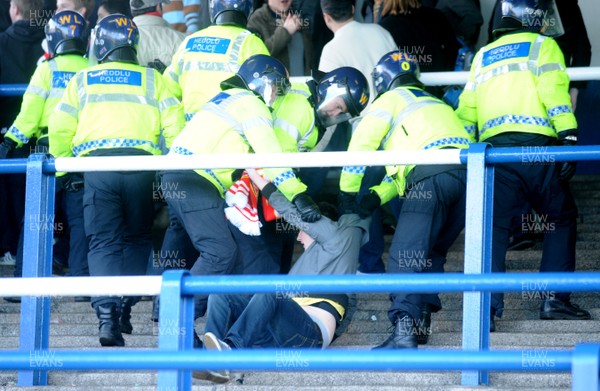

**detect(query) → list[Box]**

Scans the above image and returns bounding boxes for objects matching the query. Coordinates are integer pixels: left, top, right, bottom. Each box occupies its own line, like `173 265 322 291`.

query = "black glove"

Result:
558 134 578 182
338 191 358 215
293 192 321 223
357 191 381 218
147 59 167 74
0 138 17 159
62 173 84 192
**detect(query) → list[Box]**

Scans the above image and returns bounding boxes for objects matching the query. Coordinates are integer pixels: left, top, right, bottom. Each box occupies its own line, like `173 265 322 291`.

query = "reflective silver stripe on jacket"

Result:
181 30 250 74
380 89 444 149
78 68 157 110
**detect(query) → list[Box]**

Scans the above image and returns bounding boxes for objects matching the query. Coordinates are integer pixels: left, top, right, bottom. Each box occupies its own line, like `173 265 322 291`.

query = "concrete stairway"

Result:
1 175 599 390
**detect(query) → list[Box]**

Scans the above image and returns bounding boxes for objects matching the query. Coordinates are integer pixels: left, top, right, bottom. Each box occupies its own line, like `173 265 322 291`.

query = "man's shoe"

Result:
540 299 591 320
192 332 231 383
373 315 418 349
416 304 432 345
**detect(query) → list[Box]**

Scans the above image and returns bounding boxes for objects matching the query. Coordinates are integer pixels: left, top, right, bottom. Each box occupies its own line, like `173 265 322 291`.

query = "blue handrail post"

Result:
461 143 494 386
18 153 56 386
572 344 600 391
157 270 194 391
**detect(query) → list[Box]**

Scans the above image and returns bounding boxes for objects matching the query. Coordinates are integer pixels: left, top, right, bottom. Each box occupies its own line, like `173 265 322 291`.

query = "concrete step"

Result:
0 371 573 390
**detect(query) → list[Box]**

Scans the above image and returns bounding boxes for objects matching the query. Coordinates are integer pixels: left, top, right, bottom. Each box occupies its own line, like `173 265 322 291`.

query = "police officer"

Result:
161 54 321 320
163 0 268 121
456 0 590 328
228 66 370 276
340 50 472 349
49 14 184 347
0 10 90 287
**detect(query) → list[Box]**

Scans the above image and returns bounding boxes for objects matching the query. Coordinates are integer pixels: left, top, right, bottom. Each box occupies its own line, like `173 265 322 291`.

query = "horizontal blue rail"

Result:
177 272 600 295
2 145 600 174
0 349 575 371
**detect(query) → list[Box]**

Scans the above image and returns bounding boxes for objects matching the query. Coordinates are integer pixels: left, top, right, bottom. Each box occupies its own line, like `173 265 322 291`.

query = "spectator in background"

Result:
247 0 313 76
378 0 460 97
0 0 45 270
319 0 396 106
435 0 482 49
97 0 131 20
130 0 185 70
292 0 330 74
161 0 200 34
1 0 11 32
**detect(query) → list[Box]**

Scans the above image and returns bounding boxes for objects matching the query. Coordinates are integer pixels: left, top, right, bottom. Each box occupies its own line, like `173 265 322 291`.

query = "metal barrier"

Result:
0 145 599 390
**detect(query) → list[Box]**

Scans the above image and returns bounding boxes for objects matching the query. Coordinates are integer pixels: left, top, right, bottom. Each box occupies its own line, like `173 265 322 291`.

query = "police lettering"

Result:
186 37 230 54
99 70 131 83
87 70 142 86
482 42 531 67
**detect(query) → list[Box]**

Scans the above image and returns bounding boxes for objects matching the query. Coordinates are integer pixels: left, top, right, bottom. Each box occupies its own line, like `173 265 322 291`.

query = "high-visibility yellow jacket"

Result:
169 88 307 201
49 62 184 158
7 54 88 147
164 25 269 121
272 82 318 153
340 86 471 203
456 32 577 142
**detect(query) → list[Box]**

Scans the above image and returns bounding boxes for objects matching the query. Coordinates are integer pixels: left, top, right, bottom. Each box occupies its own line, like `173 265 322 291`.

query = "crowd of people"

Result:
0 0 594 384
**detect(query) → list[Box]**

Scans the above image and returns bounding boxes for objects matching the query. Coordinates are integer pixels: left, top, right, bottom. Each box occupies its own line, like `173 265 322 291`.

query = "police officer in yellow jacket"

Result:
456 0 589 327
49 14 184 347
340 51 471 349
0 11 91 284
0 10 88 156
163 0 268 121
161 54 320 320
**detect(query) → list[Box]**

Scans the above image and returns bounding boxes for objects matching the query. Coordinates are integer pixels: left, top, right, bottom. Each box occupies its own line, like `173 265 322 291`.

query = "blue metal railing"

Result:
0 145 599 390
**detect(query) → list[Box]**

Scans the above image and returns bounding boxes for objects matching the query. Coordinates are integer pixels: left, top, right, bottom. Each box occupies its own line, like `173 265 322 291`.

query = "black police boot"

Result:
540 298 591 320
96 303 125 347
416 304 432 345
490 308 496 333
373 315 418 349
151 296 159 323
120 297 136 334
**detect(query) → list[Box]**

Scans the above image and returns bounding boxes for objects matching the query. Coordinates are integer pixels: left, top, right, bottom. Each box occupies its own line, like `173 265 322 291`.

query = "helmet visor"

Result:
539 0 564 37
249 75 290 108
316 84 353 128
87 26 100 66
